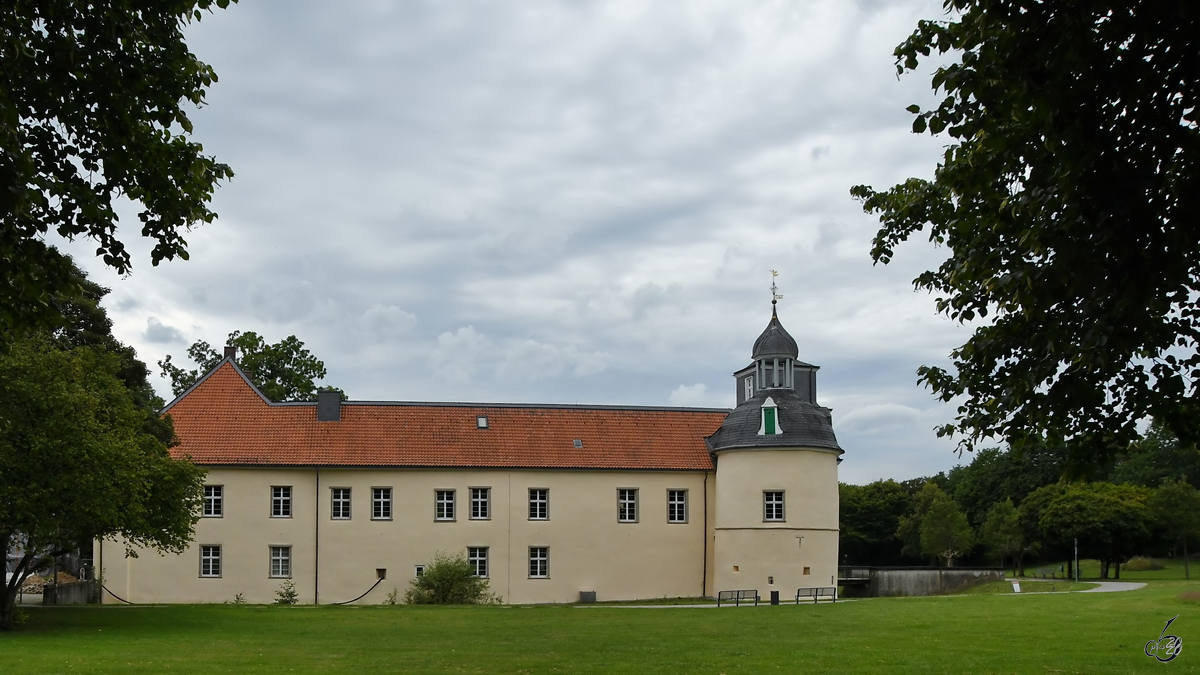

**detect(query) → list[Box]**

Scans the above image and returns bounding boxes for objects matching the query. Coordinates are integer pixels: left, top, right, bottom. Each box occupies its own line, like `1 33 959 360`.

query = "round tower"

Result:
708 304 843 596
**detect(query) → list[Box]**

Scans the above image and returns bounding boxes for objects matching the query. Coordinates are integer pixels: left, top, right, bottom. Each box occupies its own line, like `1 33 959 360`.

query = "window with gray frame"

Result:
528 488 548 520
200 545 221 577
271 486 292 518
270 546 291 578
203 485 223 517
763 491 785 522
468 547 488 577
529 547 549 578
618 488 638 522
470 487 490 519
331 487 351 520
372 487 392 520
667 489 688 523
435 490 455 521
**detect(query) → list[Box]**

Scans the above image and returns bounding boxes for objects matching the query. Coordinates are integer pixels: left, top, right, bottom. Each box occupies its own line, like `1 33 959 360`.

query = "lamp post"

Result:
1074 538 1079 583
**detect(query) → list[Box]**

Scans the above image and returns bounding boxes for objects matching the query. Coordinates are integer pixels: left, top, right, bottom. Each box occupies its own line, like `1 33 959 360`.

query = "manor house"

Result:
99 306 843 604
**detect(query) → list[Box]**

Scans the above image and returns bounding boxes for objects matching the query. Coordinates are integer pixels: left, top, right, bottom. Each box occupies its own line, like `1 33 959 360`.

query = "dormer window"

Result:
476 416 488 429
758 397 783 436
744 377 753 400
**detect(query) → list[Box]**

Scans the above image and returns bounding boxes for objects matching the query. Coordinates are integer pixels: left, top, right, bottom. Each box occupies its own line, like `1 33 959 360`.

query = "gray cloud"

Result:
143 317 185 344
54 0 971 483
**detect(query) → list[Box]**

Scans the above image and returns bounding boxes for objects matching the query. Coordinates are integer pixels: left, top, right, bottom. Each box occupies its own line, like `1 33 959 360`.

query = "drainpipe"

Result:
315 467 320 605
702 472 709 598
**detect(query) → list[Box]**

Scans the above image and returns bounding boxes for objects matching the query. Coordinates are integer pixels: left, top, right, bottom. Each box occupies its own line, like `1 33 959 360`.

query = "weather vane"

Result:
770 269 783 306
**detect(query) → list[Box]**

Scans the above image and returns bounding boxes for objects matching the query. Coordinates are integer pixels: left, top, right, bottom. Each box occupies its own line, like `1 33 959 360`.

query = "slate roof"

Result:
706 388 842 453
163 360 727 471
751 306 799 359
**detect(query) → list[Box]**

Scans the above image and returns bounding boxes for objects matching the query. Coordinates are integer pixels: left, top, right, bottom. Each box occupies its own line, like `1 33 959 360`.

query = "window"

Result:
758 397 783 436
528 488 549 520
468 547 489 578
271 486 292 518
200 545 221 577
764 491 785 522
667 490 688 523
203 485 223 517
372 487 392 520
744 376 753 401
529 547 549 578
476 415 488 429
270 546 291 578
414 565 425 578
435 490 455 521
331 488 351 520
572 439 583 448
470 487 490 519
618 488 638 523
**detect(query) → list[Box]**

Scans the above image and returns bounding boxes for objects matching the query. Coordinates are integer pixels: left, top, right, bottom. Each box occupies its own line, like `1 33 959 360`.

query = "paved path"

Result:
1079 581 1146 593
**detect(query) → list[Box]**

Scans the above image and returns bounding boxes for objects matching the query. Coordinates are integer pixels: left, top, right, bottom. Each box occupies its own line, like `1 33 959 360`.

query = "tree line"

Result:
840 432 1200 579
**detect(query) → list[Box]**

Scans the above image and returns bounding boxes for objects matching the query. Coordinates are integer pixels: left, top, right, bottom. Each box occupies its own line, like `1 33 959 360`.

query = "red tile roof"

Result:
165 361 726 471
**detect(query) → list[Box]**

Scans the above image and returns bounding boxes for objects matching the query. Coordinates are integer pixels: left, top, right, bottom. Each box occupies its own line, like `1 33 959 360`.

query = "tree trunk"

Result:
1184 537 1191 580
1017 552 1025 577
1114 561 1121 579
1100 559 1109 579
1067 557 1073 580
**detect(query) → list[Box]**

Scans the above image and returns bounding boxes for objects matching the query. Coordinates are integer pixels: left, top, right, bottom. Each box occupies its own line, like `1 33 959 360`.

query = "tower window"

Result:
744 377 753 401
764 491 785 522
757 397 783 435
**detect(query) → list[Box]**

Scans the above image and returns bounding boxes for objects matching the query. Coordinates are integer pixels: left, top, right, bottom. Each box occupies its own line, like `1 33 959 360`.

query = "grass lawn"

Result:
2 582 1197 673
953 579 1100 595
1018 557 1199 581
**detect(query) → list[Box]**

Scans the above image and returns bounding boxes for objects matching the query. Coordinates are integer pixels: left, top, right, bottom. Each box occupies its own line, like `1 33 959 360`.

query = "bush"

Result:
404 551 501 605
1123 556 1165 571
275 579 298 605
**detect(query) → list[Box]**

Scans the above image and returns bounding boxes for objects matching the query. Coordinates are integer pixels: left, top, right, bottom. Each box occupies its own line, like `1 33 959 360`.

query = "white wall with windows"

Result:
99 467 713 605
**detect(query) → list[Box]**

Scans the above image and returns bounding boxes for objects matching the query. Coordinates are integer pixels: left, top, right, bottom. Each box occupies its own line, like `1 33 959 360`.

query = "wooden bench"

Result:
795 587 837 604
717 589 759 606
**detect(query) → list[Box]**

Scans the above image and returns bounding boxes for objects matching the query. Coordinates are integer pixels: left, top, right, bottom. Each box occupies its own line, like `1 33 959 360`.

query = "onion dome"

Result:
752 304 798 360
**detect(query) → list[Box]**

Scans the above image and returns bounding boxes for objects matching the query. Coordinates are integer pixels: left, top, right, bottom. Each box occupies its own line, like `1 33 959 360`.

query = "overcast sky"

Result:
54 0 979 484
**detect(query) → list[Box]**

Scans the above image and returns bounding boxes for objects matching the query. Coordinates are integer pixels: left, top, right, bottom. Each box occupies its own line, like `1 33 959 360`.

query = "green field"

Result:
1 582 1196 673
1016 557 1198 581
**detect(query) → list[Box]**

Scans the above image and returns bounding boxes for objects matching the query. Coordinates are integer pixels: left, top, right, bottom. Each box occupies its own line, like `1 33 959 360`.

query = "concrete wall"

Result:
844 568 1005 598
712 447 839 596
44 581 97 605
100 467 713 605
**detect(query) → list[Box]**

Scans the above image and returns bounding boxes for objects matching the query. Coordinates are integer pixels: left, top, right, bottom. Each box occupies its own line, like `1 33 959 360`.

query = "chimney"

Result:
317 390 341 422
223 345 237 361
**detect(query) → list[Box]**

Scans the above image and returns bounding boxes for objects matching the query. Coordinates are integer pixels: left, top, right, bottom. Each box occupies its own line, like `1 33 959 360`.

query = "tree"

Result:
1150 479 1200 579
403 551 499 605
920 495 975 567
896 480 950 562
944 446 1064 527
159 331 341 402
850 1 1200 472
1037 482 1153 579
1 1 236 333
839 480 914 565
980 498 1030 573
1109 423 1200 490
50 260 176 444
0 335 205 630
